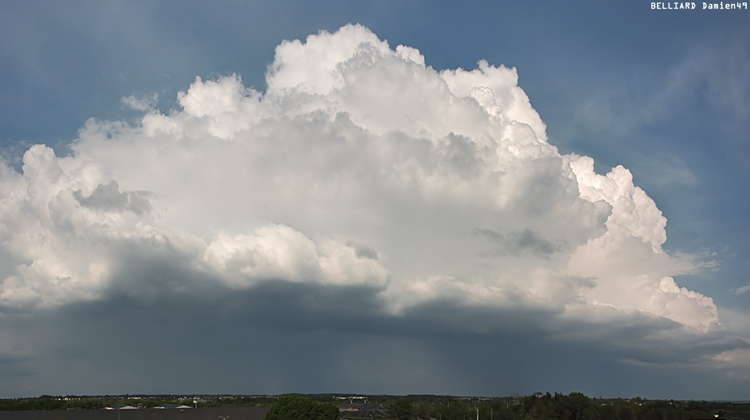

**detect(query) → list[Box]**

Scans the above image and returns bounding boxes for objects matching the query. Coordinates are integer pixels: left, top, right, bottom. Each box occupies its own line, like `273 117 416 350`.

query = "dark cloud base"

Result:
0 280 744 399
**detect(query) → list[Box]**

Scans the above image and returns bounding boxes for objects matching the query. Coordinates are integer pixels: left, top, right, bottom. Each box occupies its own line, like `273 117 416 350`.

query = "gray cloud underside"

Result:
2 284 747 397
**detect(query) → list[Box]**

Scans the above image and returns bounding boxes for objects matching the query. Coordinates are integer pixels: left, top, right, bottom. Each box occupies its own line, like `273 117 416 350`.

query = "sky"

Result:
0 0 749 400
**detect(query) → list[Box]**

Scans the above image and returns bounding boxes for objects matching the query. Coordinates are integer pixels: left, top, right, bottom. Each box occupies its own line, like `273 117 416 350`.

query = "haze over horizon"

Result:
0 1 748 400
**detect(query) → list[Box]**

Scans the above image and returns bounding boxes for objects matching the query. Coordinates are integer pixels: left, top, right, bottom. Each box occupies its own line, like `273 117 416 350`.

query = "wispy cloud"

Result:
122 94 159 112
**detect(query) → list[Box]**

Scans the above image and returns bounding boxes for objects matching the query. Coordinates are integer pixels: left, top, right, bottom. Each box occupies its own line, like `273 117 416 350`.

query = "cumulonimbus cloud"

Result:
0 24 726 344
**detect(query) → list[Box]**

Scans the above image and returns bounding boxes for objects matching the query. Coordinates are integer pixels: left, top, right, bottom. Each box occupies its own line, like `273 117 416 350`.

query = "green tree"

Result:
390 399 415 420
264 396 340 420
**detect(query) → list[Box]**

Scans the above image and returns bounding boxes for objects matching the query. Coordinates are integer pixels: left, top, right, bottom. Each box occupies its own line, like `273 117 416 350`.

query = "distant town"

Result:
1 393 749 420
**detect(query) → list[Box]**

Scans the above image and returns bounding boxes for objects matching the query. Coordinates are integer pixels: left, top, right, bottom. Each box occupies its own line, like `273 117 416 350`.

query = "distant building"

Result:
153 404 192 409
337 403 389 419
105 405 138 410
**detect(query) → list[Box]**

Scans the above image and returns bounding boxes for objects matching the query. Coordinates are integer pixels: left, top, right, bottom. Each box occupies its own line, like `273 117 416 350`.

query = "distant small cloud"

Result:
735 284 750 295
121 93 158 111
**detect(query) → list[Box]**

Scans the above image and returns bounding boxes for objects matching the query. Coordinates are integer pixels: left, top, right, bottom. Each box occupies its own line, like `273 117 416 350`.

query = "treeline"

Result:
1 392 747 420
385 393 734 420
200 396 277 407
0 395 277 411
0 397 106 411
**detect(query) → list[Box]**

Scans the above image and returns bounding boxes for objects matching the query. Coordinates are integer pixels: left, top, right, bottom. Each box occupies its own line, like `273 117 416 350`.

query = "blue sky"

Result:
0 0 749 400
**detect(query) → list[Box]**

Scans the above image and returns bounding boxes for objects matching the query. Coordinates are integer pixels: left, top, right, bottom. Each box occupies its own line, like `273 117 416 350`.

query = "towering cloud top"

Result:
0 25 720 340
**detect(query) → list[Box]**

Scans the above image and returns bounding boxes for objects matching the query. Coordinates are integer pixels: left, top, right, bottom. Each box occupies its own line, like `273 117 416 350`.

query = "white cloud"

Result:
204 224 390 289
0 24 730 348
